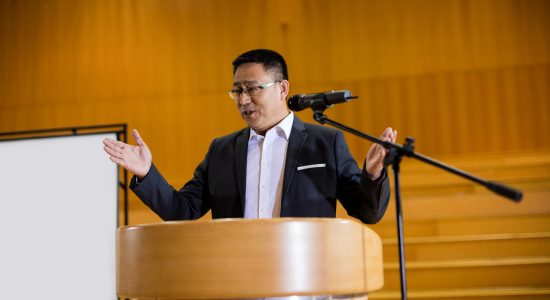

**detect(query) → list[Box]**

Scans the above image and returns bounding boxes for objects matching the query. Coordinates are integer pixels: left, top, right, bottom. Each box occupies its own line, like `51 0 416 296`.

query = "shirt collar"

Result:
250 112 294 141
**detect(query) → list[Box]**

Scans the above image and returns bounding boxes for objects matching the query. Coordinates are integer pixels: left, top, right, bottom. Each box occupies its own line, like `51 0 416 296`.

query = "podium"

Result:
117 218 384 299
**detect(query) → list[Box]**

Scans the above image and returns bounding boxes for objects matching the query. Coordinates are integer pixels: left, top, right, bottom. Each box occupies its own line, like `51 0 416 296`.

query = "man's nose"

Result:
238 93 252 105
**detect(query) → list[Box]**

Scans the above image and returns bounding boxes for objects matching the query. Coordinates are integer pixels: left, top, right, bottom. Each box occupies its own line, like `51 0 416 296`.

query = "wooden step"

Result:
378 189 550 221
395 151 550 198
370 286 550 300
370 214 550 238
382 232 550 261
382 257 550 290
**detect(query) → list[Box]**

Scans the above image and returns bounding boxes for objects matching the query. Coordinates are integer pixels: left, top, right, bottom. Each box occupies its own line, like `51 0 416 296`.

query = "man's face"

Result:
232 63 289 134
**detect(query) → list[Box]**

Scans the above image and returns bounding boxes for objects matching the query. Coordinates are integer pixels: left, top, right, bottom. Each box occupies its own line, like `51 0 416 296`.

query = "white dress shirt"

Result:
244 112 294 218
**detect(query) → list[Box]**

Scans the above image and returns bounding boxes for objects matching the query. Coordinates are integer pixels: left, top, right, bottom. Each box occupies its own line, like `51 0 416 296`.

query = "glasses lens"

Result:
229 89 243 99
246 86 260 96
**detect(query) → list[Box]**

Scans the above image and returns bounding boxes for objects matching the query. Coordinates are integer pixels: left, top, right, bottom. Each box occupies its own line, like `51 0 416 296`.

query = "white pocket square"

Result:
297 163 326 171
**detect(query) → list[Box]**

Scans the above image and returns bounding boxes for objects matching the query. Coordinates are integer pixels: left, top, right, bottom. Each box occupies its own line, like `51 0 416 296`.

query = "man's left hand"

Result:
366 127 397 180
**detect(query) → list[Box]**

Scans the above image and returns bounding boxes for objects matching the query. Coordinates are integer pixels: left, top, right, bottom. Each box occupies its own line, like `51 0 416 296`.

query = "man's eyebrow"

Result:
233 80 259 86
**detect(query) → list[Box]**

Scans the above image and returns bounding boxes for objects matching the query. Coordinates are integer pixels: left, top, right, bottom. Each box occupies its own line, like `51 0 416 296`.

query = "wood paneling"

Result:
1 0 549 223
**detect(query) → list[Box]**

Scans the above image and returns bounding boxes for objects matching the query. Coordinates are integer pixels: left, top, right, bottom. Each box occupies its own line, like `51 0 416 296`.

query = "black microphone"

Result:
287 90 357 112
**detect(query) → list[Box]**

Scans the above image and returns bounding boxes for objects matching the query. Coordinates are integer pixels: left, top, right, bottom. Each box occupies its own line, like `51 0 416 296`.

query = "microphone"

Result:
287 90 357 112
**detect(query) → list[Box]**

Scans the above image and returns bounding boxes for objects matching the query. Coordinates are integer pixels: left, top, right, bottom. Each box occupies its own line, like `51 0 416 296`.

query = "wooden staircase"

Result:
338 151 550 299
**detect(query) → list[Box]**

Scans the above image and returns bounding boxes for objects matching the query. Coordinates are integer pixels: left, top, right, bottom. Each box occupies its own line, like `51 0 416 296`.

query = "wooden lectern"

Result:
117 218 384 299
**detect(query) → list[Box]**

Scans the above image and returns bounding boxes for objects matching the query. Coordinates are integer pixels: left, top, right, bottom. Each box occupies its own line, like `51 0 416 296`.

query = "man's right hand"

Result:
103 129 152 178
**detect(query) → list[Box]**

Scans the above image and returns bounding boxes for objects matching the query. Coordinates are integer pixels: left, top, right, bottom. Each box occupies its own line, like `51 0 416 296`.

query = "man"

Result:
103 49 397 224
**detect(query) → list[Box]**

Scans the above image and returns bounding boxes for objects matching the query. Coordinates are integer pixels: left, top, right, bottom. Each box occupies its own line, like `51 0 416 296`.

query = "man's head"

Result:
230 49 290 135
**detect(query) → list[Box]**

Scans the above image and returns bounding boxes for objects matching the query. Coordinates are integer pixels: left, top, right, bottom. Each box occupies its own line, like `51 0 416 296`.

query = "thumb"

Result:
377 144 389 162
132 129 146 147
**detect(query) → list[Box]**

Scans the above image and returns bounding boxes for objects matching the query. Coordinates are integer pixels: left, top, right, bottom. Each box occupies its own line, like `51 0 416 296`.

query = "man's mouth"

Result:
241 109 257 117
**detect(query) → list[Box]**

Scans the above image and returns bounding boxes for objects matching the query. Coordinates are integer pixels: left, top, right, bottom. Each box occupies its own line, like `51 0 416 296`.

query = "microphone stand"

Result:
311 108 523 300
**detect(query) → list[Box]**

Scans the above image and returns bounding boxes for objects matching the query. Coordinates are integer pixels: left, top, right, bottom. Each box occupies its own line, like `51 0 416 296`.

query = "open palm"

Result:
103 129 152 178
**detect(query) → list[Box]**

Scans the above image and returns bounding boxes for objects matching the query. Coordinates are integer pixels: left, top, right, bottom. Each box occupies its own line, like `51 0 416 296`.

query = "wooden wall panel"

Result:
0 0 549 223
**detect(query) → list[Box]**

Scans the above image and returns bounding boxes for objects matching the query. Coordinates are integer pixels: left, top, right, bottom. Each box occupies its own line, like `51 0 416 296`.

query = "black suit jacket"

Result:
131 117 390 224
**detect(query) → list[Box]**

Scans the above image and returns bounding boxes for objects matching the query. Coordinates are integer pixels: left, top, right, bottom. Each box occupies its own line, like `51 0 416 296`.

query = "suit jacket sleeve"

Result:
129 141 214 221
334 130 391 224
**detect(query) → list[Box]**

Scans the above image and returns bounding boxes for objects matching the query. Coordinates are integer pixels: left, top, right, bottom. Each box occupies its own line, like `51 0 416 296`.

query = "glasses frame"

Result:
228 81 280 100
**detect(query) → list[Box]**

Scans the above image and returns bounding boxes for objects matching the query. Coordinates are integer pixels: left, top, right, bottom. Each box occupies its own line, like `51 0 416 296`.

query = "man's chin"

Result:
242 118 256 129
245 121 265 133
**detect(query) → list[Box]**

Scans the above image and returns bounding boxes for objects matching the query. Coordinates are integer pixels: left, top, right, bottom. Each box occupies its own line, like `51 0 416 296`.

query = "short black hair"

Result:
232 49 289 81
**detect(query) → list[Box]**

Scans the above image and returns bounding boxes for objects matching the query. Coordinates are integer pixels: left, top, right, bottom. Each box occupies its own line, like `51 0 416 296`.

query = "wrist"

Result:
367 170 381 181
136 164 151 179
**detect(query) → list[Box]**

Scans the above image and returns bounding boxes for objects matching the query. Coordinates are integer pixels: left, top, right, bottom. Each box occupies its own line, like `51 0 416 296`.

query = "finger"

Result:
132 129 146 146
104 146 124 159
381 127 393 138
103 138 122 152
383 128 396 144
108 155 126 167
381 133 391 146
370 144 386 160
368 145 386 167
368 143 381 157
377 145 386 161
386 131 396 144
112 139 130 150
104 138 133 156
103 138 118 148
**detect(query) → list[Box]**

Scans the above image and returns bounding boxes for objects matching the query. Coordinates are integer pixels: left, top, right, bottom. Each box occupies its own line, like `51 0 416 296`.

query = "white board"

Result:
0 133 118 299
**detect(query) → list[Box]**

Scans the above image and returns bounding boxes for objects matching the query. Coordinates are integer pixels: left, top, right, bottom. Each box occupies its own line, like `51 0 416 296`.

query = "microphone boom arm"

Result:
312 111 523 202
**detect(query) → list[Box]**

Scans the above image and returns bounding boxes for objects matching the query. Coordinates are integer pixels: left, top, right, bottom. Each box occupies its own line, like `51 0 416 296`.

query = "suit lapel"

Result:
281 117 308 207
235 128 249 211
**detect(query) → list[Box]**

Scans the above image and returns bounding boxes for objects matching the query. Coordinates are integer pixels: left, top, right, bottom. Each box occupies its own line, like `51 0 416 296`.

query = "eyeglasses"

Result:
228 81 280 100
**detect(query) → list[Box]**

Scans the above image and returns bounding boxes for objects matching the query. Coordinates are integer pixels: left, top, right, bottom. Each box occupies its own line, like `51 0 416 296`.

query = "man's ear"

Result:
279 80 289 101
